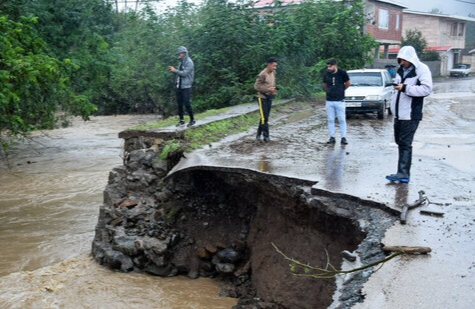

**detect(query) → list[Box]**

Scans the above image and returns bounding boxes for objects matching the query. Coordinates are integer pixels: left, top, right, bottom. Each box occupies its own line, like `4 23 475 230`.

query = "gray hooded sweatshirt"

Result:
390 46 433 120
174 46 194 89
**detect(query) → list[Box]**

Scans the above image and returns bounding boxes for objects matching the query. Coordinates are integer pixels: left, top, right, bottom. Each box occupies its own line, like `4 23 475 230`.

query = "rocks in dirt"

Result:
92 130 399 309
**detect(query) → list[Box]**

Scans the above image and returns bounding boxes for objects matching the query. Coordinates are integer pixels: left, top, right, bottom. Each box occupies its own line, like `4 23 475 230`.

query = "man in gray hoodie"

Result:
168 46 195 127
386 45 433 183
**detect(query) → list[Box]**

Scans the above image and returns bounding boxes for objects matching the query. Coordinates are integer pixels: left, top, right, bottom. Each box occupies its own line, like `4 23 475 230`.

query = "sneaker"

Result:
176 121 185 127
341 137 348 145
326 137 336 144
256 135 263 142
263 136 271 142
385 174 410 183
187 120 196 127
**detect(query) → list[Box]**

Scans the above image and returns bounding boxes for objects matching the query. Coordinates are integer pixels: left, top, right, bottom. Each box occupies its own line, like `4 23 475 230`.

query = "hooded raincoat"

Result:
390 46 433 120
174 46 194 89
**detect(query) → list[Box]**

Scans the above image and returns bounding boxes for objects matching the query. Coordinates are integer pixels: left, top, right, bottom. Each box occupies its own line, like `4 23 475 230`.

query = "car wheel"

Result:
377 104 385 119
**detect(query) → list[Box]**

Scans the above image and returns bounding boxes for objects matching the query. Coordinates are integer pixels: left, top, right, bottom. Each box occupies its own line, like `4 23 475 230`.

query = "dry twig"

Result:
272 243 430 279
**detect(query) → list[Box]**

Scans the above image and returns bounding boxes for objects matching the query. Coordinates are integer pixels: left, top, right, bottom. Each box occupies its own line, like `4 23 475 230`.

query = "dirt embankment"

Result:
92 102 398 308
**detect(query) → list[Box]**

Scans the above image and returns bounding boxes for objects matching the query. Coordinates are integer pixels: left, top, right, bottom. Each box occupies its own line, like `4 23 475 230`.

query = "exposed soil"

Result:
164 167 398 309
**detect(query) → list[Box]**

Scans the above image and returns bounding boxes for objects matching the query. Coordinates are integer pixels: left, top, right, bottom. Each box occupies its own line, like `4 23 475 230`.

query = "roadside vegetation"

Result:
1 0 377 149
153 99 319 160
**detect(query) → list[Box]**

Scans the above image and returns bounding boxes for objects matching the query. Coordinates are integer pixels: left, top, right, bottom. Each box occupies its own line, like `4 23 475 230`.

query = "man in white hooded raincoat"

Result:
386 46 433 183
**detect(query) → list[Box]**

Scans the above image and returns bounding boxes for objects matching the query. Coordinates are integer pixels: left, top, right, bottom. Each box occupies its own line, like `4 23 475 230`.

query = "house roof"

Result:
403 10 475 22
373 0 407 9
388 46 456 54
425 46 454 52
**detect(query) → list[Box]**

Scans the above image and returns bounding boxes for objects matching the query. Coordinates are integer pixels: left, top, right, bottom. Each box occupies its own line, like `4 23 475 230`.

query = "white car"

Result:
449 64 471 77
345 69 393 119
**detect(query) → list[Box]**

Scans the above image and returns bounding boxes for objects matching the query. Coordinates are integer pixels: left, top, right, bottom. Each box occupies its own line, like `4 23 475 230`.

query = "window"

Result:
450 22 465 37
348 73 383 87
395 14 400 31
458 23 465 36
451 22 458 36
379 9 389 29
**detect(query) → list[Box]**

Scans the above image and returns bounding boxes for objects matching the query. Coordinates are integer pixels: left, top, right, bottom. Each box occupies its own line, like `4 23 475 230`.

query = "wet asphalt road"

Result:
175 75 475 308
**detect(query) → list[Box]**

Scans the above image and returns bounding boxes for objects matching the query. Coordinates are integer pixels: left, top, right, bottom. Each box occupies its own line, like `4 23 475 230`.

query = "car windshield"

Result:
348 72 382 86
454 64 470 69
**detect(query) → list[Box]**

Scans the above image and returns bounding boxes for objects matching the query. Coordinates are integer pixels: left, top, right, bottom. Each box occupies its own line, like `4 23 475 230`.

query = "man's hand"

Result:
393 83 403 91
168 66 176 73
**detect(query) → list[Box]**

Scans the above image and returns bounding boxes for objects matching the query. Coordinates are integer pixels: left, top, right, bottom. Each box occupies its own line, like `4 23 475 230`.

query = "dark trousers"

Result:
393 119 420 177
257 97 272 138
176 88 194 121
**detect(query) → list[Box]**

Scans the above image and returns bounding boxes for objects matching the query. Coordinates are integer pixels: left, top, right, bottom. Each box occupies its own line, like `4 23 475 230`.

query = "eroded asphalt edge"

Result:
167 94 475 309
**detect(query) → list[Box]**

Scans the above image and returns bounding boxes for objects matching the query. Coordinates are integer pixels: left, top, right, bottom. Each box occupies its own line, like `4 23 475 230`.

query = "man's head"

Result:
176 46 188 59
397 46 418 69
327 59 338 73
397 58 412 69
266 57 278 72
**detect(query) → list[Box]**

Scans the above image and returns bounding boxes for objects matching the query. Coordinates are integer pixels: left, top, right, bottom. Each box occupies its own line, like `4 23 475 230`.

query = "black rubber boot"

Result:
386 148 411 183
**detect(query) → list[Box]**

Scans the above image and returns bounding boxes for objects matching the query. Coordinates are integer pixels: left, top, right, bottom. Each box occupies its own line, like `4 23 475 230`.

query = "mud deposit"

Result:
92 130 397 309
166 168 397 308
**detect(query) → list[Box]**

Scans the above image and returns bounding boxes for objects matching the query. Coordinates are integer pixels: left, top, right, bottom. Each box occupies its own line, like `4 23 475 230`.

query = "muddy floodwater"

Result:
0 115 236 308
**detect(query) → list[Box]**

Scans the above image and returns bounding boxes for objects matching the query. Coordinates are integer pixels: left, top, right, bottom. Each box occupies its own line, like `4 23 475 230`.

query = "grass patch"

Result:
129 106 234 131
183 113 257 151
159 140 182 160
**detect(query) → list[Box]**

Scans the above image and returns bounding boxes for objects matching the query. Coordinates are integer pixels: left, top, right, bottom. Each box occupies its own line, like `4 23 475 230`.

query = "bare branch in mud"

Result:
272 243 430 280
382 246 432 254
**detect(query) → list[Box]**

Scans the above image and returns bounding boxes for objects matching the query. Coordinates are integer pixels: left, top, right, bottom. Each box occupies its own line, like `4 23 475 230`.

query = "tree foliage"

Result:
402 28 440 61
401 29 427 57
0 15 96 143
1 0 376 143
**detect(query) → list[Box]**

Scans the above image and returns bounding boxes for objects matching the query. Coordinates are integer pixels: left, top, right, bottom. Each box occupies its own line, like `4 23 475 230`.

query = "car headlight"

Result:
366 95 381 100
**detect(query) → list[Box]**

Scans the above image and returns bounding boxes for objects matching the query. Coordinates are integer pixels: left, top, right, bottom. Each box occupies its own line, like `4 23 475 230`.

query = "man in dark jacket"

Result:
169 46 195 127
386 46 433 183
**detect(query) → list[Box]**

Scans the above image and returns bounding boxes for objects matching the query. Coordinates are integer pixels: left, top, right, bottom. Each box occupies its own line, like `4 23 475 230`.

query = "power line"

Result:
455 0 475 5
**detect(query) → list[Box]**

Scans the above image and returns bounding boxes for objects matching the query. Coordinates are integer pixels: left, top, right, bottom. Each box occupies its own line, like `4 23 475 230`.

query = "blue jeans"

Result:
326 100 346 138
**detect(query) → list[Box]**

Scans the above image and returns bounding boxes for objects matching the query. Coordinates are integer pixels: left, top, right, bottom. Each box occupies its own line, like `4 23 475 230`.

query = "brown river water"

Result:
0 115 236 308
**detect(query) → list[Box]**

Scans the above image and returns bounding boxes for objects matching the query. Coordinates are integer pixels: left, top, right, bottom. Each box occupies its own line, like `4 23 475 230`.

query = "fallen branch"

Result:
400 190 427 224
419 209 444 217
382 246 431 254
272 243 402 279
273 243 433 279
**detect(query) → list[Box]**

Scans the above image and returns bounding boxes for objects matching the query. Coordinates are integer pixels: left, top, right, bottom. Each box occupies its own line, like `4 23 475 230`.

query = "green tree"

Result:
20 0 117 110
1 0 379 129
402 28 440 61
0 16 96 146
401 29 427 57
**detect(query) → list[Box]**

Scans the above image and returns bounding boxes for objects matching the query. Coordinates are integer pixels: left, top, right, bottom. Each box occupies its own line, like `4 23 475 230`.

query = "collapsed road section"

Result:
92 128 398 309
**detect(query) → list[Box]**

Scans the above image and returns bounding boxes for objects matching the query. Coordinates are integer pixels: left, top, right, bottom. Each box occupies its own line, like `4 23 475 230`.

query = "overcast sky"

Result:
394 0 475 16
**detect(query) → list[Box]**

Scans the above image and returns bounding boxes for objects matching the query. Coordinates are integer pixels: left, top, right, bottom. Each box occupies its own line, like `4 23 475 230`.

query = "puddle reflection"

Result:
257 158 273 173
393 184 409 207
324 147 346 190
